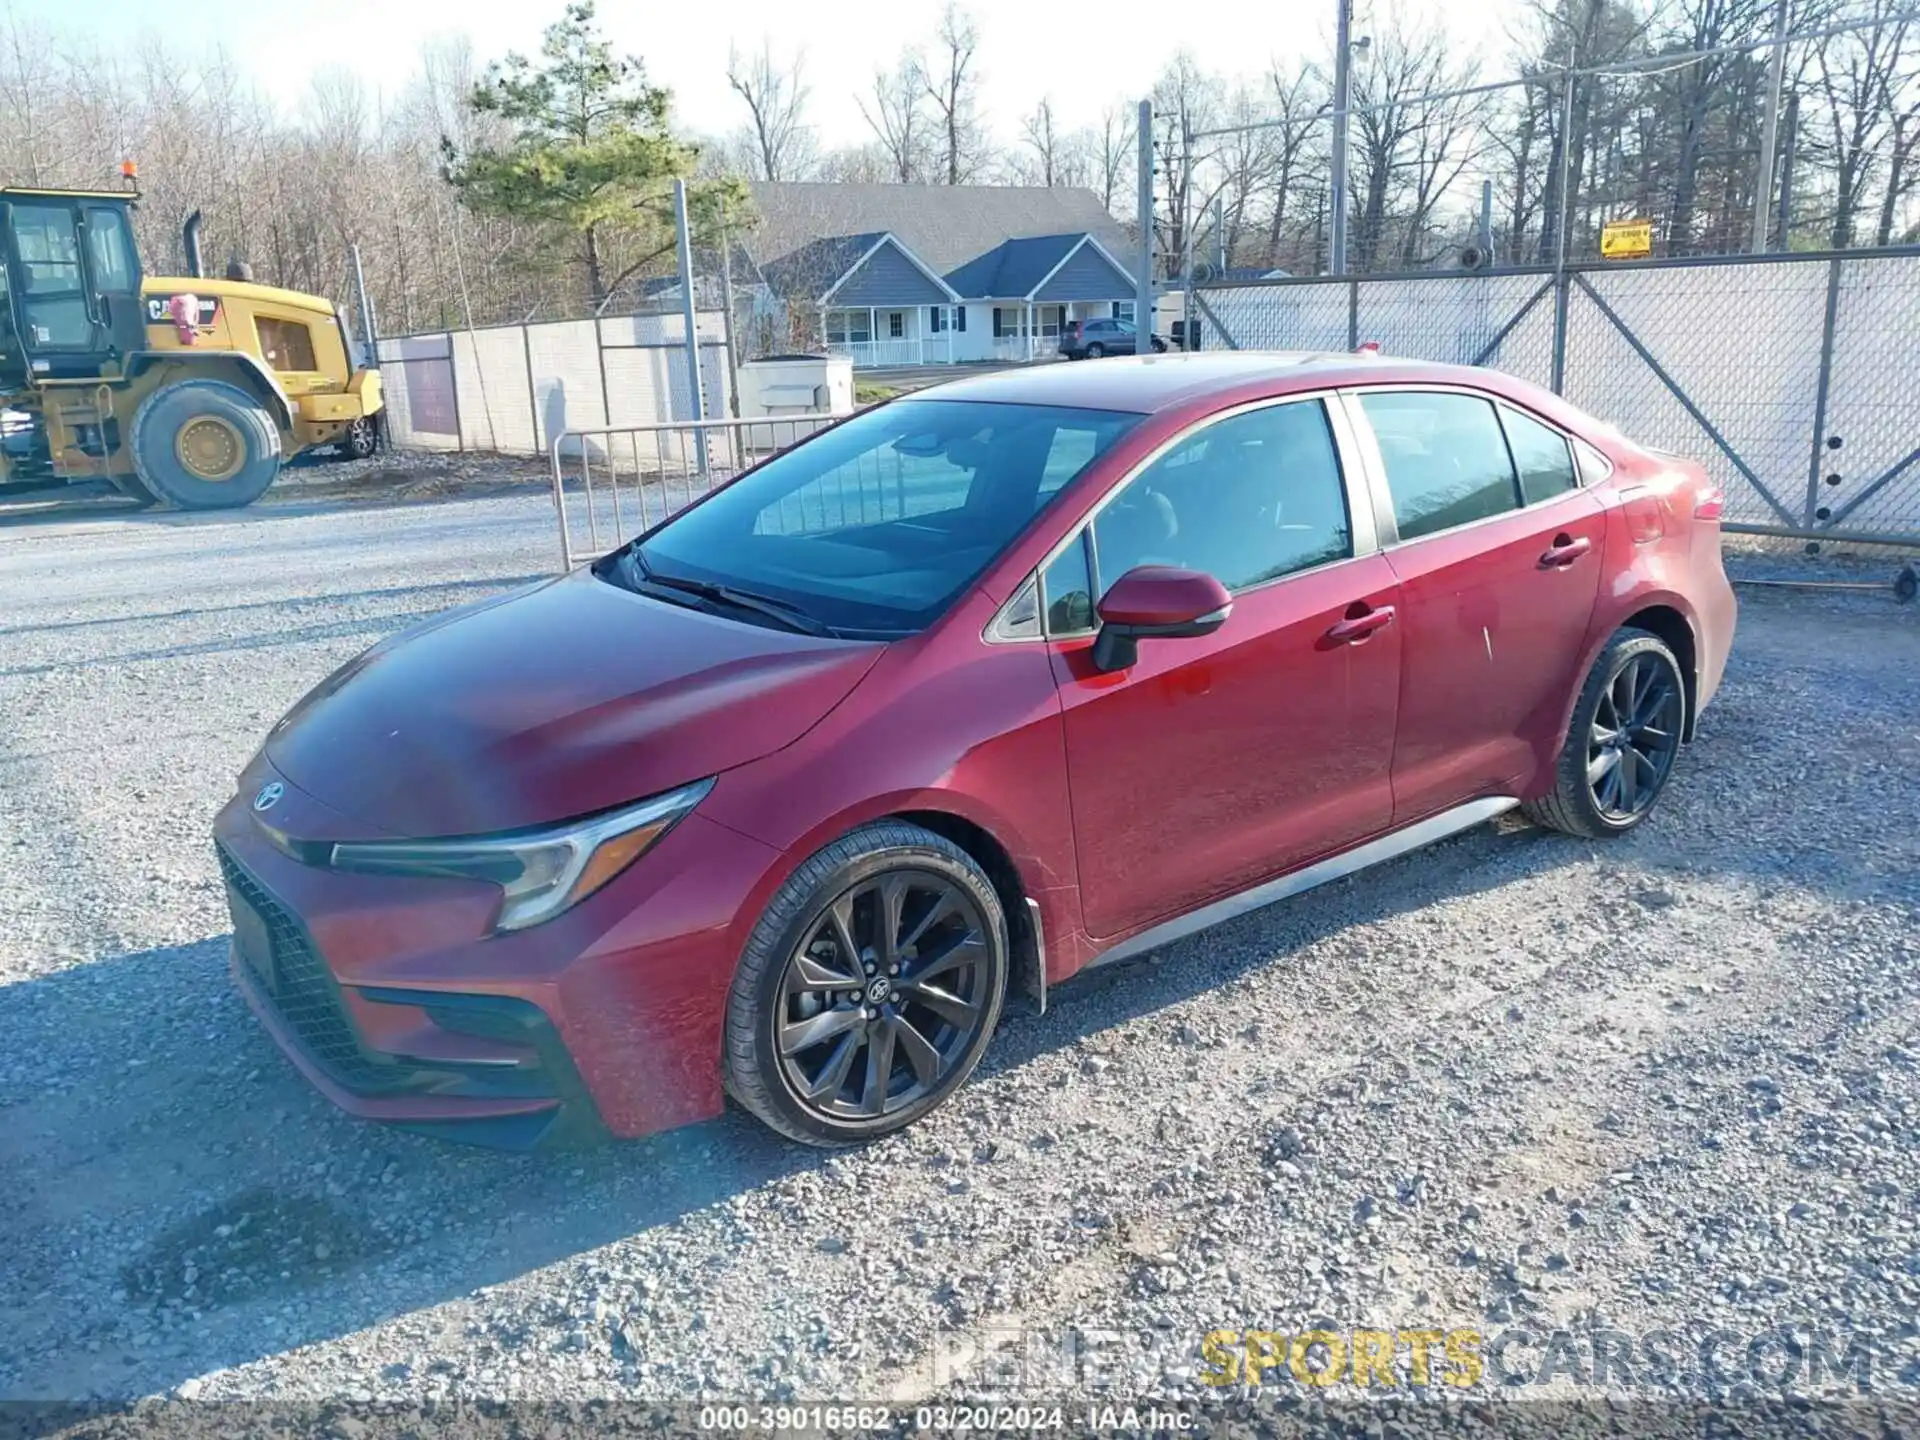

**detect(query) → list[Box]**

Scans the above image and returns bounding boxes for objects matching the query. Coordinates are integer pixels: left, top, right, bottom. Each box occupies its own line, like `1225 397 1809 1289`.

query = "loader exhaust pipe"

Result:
182 210 205 279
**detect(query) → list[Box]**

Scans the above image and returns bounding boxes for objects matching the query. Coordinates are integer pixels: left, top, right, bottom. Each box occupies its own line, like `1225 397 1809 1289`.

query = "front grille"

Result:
217 842 401 1093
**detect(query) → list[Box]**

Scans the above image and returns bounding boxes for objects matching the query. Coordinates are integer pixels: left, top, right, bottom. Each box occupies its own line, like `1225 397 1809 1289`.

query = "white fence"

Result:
375 310 731 456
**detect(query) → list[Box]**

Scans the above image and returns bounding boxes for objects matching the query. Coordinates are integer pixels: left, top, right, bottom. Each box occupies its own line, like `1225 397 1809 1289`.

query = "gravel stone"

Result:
1 486 1917 1413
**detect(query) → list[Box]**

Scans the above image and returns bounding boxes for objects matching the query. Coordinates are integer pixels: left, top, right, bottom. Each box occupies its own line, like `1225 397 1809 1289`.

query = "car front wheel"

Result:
1525 627 1686 839
723 822 1007 1146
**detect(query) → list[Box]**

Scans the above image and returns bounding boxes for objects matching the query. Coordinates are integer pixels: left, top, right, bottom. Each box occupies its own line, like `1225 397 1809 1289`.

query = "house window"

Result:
1039 305 1065 337
888 311 904 339
825 310 871 345
955 305 967 332
929 306 946 334
994 307 1031 338
1112 300 1135 323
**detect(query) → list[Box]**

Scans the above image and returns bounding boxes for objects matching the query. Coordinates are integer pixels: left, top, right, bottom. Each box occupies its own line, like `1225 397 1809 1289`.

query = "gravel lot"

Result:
2 490 1918 1427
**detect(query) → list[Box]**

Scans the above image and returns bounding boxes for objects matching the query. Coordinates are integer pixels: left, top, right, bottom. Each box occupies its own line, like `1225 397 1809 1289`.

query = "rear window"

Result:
1499 406 1579 504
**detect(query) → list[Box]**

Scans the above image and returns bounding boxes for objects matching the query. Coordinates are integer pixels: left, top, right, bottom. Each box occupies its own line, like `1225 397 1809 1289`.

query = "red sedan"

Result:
214 354 1735 1148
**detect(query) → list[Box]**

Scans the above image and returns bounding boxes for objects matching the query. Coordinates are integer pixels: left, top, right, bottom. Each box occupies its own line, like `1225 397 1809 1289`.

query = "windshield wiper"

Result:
624 549 837 638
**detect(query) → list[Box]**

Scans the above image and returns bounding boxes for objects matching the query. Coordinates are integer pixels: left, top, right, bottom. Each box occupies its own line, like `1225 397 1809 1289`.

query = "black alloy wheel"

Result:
1587 650 1683 823
775 871 991 1121
723 821 1008 1146
1525 627 1688 839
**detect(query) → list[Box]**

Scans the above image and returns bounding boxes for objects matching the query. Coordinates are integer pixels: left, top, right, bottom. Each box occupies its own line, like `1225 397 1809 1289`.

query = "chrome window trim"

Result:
1339 382 1607 552
984 390 1379 644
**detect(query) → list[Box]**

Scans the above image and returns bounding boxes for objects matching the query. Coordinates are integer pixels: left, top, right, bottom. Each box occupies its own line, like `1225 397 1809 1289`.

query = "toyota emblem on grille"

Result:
253 782 285 813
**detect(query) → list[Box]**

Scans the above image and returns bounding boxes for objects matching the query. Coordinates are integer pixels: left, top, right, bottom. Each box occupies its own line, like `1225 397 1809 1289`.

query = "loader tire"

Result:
131 380 282 510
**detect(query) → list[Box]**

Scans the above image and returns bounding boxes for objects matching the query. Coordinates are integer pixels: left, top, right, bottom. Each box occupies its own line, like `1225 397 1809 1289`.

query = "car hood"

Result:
265 568 883 837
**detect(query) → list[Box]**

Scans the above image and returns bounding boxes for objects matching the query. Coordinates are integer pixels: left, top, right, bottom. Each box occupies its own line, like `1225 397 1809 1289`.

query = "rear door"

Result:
1344 387 1606 822
1043 394 1401 940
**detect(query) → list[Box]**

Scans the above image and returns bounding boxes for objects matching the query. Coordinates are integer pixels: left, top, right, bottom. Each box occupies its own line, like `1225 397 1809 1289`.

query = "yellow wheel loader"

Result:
0 186 384 511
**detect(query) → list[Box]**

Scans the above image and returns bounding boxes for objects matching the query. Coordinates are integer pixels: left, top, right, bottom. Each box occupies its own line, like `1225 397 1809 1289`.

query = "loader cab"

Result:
0 188 147 385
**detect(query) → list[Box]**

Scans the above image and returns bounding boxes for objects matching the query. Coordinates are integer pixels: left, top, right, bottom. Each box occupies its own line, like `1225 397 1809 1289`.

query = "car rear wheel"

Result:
1524 627 1686 839
1085 342 1105 359
340 414 379 461
723 821 1008 1146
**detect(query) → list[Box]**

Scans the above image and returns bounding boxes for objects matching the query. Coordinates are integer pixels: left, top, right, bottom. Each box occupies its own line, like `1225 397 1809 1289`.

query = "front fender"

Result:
127 351 296 433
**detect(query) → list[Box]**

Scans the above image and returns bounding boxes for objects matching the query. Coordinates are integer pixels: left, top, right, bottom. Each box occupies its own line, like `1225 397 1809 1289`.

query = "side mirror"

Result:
1090 565 1232 672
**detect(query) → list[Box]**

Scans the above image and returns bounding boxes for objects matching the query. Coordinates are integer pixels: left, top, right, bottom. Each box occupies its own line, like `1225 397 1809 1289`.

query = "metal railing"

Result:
547 413 838 570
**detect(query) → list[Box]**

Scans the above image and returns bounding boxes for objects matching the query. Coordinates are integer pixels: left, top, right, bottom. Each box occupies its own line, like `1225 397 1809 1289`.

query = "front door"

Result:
1347 388 1606 821
1 198 144 378
1044 396 1401 941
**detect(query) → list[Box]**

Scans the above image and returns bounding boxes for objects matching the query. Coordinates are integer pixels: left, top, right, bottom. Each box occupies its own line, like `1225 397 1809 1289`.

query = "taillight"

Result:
1694 483 1725 521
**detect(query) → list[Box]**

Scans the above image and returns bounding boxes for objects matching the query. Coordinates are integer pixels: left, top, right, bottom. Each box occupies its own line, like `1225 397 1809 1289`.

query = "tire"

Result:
1524 627 1687 839
723 821 1008 1147
1151 336 1169 353
340 414 379 461
1085 342 1105 359
130 379 282 510
108 471 160 509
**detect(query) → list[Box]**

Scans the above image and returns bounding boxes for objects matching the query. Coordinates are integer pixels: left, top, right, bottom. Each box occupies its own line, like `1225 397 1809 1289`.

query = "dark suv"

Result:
1060 318 1168 360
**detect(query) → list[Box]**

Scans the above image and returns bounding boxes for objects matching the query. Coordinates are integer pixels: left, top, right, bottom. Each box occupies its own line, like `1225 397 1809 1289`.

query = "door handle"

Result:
1539 534 1592 567
1325 604 1396 644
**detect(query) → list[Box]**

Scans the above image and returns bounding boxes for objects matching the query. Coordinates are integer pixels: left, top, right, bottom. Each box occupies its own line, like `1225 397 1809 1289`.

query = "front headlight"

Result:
327 779 713 932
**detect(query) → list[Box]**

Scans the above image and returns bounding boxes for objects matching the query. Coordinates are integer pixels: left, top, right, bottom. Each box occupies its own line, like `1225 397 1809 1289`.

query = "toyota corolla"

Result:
214 353 1735 1148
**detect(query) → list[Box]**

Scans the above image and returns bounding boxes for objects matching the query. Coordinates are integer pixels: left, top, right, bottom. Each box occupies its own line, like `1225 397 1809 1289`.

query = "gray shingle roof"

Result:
757 232 884 302
745 182 1135 281
944 234 1083 299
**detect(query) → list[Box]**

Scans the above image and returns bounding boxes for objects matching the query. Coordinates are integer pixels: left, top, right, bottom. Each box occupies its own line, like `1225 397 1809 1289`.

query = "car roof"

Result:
908 351 1510 415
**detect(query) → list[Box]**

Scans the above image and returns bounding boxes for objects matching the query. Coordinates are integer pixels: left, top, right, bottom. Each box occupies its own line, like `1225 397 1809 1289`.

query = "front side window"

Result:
1500 405 1578 504
635 400 1140 636
1091 399 1353 596
1358 390 1520 542
9 203 90 348
1041 532 1095 635
85 207 137 293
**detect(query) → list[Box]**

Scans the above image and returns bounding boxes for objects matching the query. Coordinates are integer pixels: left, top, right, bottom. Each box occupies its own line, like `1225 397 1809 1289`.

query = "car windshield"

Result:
626 400 1141 636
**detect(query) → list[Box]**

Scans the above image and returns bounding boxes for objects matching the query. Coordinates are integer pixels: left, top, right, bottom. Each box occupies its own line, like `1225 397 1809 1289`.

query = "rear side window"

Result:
1359 391 1519 541
1500 406 1578 503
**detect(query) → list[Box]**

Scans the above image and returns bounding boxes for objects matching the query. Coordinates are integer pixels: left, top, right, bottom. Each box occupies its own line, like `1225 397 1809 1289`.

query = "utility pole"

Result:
1752 0 1792 253
1136 99 1154 338
1330 0 1353 276
672 179 708 478
717 194 740 420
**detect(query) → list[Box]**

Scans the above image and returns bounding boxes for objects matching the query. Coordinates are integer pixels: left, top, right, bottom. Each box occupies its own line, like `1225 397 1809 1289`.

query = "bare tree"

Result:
1260 65 1328 268
1021 97 1062 185
726 40 814 182
923 2 986 184
1090 103 1137 215
1813 0 1911 246
858 53 930 182
1347 20 1484 270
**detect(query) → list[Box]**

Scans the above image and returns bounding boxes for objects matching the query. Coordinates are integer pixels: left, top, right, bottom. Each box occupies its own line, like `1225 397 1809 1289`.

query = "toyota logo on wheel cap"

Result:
252 782 285 813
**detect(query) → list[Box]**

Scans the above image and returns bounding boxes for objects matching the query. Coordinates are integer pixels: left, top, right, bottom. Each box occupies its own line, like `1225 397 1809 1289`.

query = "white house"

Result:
747 182 1141 368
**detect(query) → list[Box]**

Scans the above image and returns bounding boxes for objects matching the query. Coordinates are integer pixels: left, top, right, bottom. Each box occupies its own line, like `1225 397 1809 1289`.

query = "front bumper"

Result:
215 763 785 1146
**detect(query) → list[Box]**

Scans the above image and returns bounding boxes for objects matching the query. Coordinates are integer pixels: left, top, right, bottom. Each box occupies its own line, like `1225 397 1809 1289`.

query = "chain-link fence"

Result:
373 307 733 457
1192 247 1920 551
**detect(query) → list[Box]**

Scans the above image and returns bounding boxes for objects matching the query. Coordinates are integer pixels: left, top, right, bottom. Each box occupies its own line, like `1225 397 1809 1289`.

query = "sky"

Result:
58 0 1524 151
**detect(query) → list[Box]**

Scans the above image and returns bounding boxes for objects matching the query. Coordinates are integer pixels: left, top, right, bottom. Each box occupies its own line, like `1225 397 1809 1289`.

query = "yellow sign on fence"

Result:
1601 219 1654 260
